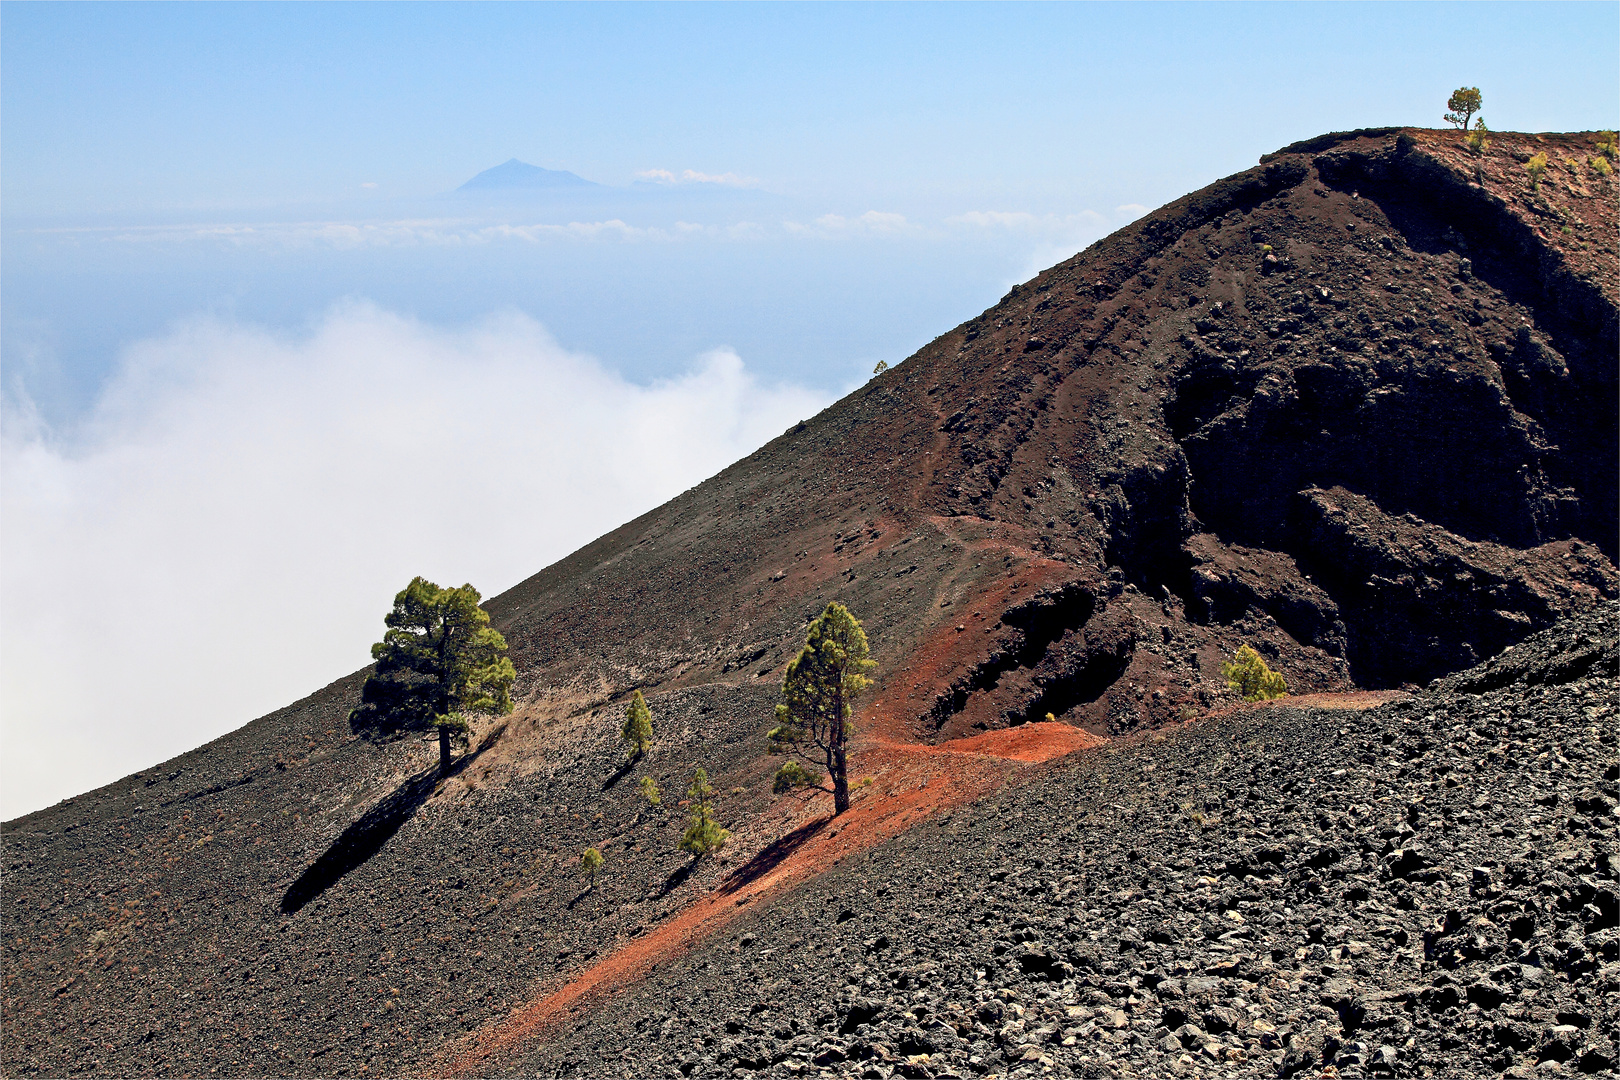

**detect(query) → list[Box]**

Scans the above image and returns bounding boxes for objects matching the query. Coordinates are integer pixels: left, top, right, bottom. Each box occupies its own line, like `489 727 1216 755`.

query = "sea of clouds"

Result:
0 304 831 818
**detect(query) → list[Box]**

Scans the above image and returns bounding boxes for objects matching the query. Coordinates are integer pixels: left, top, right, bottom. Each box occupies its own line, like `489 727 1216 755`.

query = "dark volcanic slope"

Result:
2 128 1615 1079
507 604 1620 1080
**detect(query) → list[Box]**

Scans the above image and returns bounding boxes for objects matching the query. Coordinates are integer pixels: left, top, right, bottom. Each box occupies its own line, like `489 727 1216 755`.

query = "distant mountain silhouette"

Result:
456 159 599 192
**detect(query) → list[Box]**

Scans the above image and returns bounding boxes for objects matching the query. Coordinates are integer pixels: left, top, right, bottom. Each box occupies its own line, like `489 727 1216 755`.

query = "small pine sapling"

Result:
1220 645 1287 702
1525 152 1549 191
581 846 603 887
1596 131 1618 161
1444 87 1482 132
678 769 730 858
638 775 662 806
1466 119 1490 155
872 360 890 376
620 689 654 762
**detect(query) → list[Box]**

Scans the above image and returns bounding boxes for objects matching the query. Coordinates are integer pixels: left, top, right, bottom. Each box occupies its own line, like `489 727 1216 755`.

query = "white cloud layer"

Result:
28 217 779 249
26 202 1147 252
783 210 917 238
0 305 831 819
635 168 757 187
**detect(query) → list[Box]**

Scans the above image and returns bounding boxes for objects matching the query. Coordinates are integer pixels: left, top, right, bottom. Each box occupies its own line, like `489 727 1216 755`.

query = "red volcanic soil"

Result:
433 720 1102 1077
2 128 1613 1079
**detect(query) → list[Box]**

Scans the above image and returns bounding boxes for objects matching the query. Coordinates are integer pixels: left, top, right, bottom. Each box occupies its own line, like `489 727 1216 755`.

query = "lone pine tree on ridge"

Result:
349 576 515 773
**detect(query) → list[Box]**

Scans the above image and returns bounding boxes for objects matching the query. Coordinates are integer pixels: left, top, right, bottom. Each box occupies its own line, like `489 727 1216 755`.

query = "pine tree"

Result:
1221 645 1288 702
638 775 662 806
581 847 603 887
620 689 654 762
349 577 516 772
1444 87 1482 132
678 769 729 857
767 602 875 816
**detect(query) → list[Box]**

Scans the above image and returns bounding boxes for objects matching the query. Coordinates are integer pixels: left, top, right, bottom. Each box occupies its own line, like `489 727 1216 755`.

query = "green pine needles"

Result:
678 769 729 857
1221 645 1288 702
638 775 662 806
581 847 603 886
350 577 515 773
1526 152 1549 191
768 602 875 816
771 760 824 794
620 689 654 761
1444 87 1482 132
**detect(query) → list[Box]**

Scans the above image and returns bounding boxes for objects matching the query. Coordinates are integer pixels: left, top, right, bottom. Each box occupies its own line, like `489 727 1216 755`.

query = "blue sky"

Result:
7 3 1617 215
5 3 1617 415
2 1 1616 817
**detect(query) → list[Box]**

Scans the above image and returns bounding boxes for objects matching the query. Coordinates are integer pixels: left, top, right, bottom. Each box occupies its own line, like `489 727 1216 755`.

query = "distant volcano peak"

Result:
456 158 598 191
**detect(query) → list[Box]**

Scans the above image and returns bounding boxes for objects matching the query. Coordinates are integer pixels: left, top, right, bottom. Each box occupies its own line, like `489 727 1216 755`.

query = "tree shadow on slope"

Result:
279 724 506 915
653 818 829 900
601 753 640 792
718 816 829 895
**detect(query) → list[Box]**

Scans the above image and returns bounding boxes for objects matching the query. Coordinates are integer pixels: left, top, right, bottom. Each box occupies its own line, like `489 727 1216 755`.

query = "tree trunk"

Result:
832 741 849 815
438 725 451 774
830 680 849 815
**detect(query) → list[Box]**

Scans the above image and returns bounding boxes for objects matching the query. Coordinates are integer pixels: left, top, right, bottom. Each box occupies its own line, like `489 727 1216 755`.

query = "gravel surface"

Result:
508 604 1618 1079
3 126 1614 1079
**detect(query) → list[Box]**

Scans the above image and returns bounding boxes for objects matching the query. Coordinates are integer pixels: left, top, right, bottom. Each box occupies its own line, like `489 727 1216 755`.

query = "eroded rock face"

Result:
904 128 1616 707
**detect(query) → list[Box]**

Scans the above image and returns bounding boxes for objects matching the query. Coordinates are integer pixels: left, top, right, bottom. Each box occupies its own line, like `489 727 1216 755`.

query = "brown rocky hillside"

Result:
2 127 1615 1079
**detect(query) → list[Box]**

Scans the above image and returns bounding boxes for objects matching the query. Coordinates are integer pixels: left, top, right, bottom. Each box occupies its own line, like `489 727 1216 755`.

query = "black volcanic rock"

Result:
506 603 1620 1080
2 127 1615 1078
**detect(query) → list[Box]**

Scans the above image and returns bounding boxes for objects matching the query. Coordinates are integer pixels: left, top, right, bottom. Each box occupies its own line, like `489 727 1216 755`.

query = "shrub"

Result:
1444 87 1482 131
638 775 661 806
1466 119 1490 155
1597 131 1618 161
772 759 824 794
1526 152 1549 191
1592 156 1613 178
1220 645 1287 701
872 360 890 376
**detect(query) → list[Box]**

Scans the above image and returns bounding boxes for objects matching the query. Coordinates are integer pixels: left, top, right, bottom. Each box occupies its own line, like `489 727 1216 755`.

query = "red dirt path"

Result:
429 720 1100 1077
